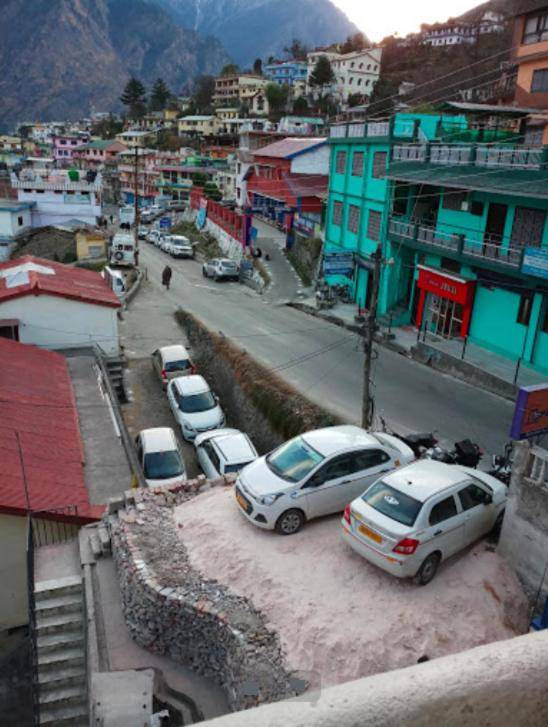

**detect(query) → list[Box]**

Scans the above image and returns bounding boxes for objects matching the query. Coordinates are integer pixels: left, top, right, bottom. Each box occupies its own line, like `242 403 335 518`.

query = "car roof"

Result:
301 425 384 457
173 374 210 395
159 344 190 362
140 427 177 452
212 431 256 463
383 460 470 503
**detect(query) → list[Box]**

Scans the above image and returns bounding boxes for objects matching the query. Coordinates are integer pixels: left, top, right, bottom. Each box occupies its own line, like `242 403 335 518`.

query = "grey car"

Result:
202 258 239 282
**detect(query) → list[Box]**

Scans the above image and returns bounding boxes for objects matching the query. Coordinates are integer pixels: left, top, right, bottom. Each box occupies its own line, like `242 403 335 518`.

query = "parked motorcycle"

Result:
487 442 513 486
378 416 438 458
424 439 484 469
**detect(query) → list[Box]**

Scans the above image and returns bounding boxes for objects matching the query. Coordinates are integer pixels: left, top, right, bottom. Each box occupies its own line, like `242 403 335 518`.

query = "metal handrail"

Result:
26 517 40 727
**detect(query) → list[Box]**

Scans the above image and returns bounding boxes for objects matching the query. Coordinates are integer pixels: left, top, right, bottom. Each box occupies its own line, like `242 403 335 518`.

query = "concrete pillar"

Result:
523 292 543 364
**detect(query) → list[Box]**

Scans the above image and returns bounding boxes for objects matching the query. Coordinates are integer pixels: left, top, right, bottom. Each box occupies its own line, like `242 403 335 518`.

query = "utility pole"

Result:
362 245 382 430
133 146 140 254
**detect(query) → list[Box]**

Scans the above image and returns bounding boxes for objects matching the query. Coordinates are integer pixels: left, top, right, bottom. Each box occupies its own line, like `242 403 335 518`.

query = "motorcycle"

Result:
378 416 438 459
424 439 483 469
487 442 513 486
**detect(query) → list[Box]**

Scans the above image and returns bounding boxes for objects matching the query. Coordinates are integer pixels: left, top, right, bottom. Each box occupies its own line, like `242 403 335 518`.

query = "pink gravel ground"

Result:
175 486 528 689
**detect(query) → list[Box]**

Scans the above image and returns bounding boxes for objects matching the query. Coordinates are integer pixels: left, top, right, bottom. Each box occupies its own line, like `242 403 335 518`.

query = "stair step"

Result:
38 646 85 671
38 701 88 726
36 612 83 635
37 631 84 655
40 684 86 707
35 594 82 618
35 577 82 601
38 665 86 688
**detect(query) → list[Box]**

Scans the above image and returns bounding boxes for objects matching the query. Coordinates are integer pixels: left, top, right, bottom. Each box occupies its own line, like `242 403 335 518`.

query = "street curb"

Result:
122 268 144 309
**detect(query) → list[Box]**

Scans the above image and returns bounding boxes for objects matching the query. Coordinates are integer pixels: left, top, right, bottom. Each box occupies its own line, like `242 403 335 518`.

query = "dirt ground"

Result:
175 486 529 690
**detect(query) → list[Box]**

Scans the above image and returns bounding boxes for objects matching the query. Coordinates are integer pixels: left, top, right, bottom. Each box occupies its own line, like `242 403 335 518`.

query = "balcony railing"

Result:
462 236 522 268
392 144 426 162
11 172 102 192
416 224 461 252
391 143 546 170
330 121 390 139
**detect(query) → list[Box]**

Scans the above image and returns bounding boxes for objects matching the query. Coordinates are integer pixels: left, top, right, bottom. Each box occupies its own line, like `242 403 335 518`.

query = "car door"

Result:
349 449 394 497
197 440 216 479
457 482 494 546
422 493 465 559
167 381 179 419
302 454 358 519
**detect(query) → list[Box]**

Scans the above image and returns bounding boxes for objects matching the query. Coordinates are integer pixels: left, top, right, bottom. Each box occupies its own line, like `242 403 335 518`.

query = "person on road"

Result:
162 265 172 290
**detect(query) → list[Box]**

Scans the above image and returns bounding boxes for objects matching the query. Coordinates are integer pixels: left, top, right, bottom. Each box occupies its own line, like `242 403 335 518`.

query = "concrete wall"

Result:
0 294 119 355
290 146 330 175
0 514 28 631
0 208 32 238
16 189 100 227
498 441 548 604
197 629 548 727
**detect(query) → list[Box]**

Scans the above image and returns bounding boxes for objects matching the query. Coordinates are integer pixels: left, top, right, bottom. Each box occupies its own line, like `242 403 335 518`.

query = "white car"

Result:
195 428 258 480
137 225 149 239
202 258 239 282
135 427 187 488
140 209 155 223
159 235 172 253
151 344 195 389
167 236 194 259
148 229 165 248
167 375 225 441
234 425 414 535
341 459 507 585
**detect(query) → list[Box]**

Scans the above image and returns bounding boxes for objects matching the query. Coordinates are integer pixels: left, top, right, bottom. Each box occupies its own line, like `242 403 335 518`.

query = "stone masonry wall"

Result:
109 478 301 711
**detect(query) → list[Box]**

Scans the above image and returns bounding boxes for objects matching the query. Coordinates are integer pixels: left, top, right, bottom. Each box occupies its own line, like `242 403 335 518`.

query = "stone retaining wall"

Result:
110 479 300 711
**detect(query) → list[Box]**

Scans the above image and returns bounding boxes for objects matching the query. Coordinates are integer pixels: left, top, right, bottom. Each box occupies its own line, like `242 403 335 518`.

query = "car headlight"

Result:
259 493 283 506
184 421 195 431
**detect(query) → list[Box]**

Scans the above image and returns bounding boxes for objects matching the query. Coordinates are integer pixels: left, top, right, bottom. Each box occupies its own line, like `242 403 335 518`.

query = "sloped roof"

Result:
0 256 120 308
0 338 102 520
254 137 327 160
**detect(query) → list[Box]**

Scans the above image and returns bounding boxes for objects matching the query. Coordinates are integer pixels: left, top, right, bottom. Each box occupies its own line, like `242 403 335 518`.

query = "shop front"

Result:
415 265 476 339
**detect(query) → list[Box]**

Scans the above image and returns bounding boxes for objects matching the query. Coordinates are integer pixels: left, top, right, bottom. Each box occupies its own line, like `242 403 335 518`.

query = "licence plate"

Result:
359 524 382 544
235 490 249 512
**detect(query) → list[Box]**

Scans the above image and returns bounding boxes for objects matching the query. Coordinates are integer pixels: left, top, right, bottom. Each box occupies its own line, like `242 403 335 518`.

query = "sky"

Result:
332 1 483 42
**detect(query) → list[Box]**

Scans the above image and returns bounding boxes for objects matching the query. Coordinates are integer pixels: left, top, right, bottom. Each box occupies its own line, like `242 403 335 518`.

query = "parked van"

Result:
110 233 137 267
119 206 135 226
102 266 126 299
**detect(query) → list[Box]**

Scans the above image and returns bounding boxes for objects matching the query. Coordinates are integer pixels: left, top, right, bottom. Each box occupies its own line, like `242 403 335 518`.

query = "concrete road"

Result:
132 242 515 459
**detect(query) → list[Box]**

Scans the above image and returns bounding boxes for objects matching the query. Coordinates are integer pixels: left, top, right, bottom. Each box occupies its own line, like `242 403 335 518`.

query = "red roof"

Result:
253 137 326 160
247 172 327 207
0 338 102 521
0 256 120 309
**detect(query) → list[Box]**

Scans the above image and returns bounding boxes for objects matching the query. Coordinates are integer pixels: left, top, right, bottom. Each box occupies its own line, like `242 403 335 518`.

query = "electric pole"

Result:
362 245 382 430
133 146 140 253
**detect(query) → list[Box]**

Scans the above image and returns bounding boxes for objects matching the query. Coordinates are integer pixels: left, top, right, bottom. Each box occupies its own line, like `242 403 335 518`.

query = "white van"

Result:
110 233 137 267
102 266 126 299
119 206 136 226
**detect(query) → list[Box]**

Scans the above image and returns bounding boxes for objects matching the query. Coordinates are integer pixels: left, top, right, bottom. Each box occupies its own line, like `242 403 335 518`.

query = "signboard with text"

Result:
159 217 171 229
510 383 548 440
522 247 548 280
323 252 354 276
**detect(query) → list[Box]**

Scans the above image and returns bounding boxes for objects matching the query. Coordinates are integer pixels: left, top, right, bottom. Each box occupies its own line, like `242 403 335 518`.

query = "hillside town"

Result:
0 1 548 726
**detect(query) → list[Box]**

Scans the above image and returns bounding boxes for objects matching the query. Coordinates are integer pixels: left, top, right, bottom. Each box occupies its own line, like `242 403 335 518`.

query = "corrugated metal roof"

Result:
0 256 121 308
0 338 101 520
254 137 326 160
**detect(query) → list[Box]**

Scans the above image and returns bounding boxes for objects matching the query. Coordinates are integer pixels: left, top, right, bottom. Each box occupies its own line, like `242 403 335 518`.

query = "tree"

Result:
193 75 215 112
292 96 309 114
253 58 263 75
204 181 222 202
149 78 172 112
120 77 147 119
340 32 368 54
91 114 123 139
348 93 364 107
309 56 335 87
191 171 208 187
265 83 289 113
220 63 240 77
368 76 399 115
284 38 308 60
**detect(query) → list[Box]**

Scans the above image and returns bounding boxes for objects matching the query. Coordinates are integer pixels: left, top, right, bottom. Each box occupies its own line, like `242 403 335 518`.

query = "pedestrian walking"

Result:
162 265 173 290
110 214 114 224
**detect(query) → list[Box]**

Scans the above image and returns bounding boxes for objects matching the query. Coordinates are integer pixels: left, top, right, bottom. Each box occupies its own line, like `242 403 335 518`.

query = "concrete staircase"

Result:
34 576 88 726
104 355 125 400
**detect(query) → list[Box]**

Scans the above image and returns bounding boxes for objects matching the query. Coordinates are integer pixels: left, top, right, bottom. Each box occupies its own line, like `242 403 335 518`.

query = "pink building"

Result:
74 140 127 168
53 134 90 165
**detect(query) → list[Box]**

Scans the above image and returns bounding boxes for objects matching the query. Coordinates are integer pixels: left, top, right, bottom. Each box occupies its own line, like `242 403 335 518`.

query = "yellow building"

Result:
178 115 219 136
76 229 108 260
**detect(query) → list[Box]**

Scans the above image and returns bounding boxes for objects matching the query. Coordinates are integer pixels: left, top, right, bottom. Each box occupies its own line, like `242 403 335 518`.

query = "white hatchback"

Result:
135 427 187 488
167 375 225 441
341 459 507 585
234 425 414 535
195 428 258 480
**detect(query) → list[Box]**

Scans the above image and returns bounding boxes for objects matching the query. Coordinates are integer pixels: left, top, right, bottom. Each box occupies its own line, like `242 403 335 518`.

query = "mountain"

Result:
0 0 229 130
151 0 359 66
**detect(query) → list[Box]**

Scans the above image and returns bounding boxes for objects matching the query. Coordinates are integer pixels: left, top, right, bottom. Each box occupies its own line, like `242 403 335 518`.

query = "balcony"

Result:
11 171 102 192
330 121 391 139
391 143 547 170
388 217 527 272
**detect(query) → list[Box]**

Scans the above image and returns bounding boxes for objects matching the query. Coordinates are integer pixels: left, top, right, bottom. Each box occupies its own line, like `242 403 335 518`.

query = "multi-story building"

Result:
0 199 34 260
53 133 90 165
307 48 382 105
421 11 507 46
10 169 102 227
118 149 159 207
264 61 308 86
511 1 548 114
213 74 267 107
178 115 219 137
325 109 548 374
74 139 127 168
115 130 156 149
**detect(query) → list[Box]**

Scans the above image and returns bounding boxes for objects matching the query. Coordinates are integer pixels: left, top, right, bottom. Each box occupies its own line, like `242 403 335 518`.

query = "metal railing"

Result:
330 121 390 139
392 144 427 162
391 142 546 170
475 146 544 170
430 144 474 165
416 224 461 252
462 237 523 268
26 517 40 727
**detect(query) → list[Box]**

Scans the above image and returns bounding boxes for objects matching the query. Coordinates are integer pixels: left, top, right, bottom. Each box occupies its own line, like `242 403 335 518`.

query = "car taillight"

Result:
393 538 419 555
343 504 351 525
161 369 167 380
190 364 197 375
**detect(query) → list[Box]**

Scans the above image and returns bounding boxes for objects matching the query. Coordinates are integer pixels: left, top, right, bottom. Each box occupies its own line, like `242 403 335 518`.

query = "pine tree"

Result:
120 77 147 119
149 78 172 112
309 56 335 88
253 58 263 75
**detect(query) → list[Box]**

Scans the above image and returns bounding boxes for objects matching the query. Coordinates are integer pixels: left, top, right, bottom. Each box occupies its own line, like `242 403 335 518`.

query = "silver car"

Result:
202 258 239 282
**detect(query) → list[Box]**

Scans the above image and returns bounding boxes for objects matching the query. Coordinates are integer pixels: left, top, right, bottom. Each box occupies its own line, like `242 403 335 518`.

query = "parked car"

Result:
167 200 186 211
341 459 507 585
234 425 414 535
167 375 225 441
202 258 239 282
167 236 194 259
148 229 164 247
149 204 163 218
151 344 195 389
137 226 149 240
135 427 187 488
195 428 258 480
140 209 155 223
159 235 172 253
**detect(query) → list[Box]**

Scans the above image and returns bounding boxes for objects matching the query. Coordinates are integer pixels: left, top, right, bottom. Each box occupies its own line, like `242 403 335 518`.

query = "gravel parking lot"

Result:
175 486 529 690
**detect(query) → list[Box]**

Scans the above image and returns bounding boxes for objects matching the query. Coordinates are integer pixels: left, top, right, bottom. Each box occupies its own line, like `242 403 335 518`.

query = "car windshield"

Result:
164 359 191 372
362 481 422 526
266 437 324 482
144 450 183 480
221 261 236 268
180 391 216 413
224 461 252 474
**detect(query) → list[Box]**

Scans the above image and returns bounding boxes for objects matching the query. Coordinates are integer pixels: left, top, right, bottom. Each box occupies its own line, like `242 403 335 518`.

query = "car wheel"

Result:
275 509 305 535
413 552 441 586
489 510 505 539
202 267 207 277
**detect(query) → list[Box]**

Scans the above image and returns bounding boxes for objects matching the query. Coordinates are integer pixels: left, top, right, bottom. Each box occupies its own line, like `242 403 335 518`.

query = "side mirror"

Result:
483 492 493 505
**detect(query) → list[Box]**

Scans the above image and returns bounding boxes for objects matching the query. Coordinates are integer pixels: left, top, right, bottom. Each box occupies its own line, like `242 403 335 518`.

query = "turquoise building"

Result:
324 109 548 374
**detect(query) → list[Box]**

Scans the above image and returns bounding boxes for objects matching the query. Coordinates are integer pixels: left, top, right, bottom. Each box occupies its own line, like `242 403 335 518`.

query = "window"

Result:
523 12 548 45
17 216 23 226
367 210 382 241
348 204 360 233
372 151 387 178
357 79 362 86
365 79 370 86
458 484 488 511
362 481 422 526
442 189 467 211
352 449 390 470
313 454 355 483
267 437 325 482
352 151 364 177
542 297 548 333
517 293 533 326
531 69 548 93
429 496 458 525
332 200 343 226
511 207 546 249
208 444 221 474
335 150 347 175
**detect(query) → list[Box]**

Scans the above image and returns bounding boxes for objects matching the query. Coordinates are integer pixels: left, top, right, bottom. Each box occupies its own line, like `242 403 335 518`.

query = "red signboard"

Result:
415 266 476 338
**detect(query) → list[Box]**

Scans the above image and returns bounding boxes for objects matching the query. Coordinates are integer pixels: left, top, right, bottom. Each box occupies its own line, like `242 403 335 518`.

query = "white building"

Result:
422 12 506 47
10 170 102 227
0 256 120 355
306 48 382 105
0 199 34 261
